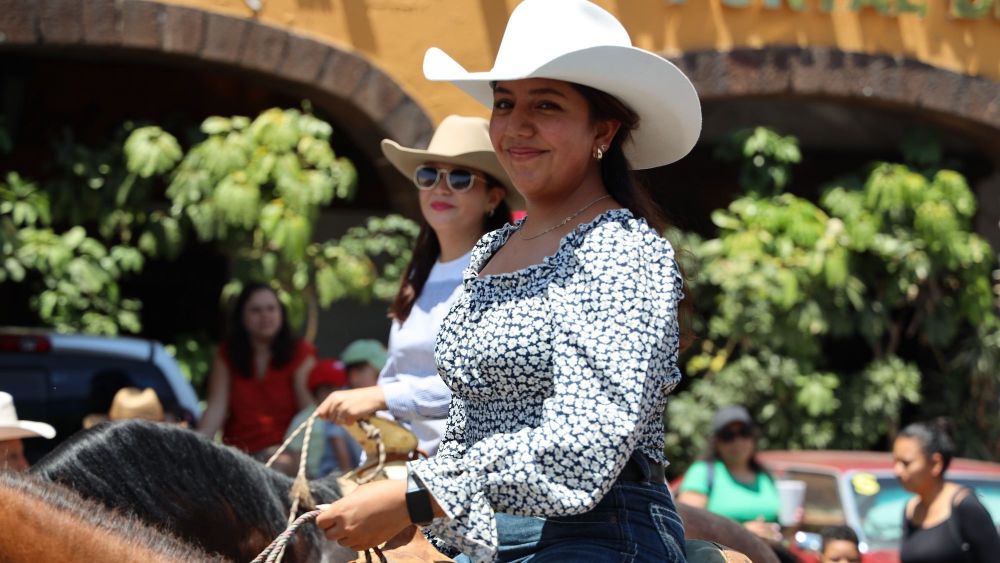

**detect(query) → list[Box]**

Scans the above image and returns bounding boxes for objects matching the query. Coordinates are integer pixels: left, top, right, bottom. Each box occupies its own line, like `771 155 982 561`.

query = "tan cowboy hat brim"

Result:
0 420 56 441
381 140 515 194
423 44 701 170
381 140 525 210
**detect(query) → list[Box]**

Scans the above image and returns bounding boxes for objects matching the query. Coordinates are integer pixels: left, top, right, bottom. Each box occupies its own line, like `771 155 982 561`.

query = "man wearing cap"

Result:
340 339 389 390
0 391 56 471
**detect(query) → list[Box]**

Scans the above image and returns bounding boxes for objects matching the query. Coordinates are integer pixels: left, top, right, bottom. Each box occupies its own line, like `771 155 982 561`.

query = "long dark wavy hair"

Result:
225 283 297 378
570 82 693 349
389 179 511 323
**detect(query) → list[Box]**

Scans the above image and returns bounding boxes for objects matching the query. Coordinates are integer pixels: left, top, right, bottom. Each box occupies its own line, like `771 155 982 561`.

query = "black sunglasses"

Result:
413 166 485 192
717 425 754 443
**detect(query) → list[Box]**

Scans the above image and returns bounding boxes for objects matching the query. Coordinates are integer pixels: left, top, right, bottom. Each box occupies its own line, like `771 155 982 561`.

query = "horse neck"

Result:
0 476 205 563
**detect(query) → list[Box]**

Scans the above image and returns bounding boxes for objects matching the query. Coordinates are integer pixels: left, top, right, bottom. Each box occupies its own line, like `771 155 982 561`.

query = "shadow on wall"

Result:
479 0 511 59
343 0 378 53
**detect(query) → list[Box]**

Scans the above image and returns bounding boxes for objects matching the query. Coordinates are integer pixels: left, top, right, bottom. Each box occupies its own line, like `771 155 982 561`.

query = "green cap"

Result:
340 339 389 372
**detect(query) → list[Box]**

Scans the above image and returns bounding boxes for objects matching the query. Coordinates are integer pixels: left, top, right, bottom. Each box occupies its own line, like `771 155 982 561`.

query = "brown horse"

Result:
678 504 781 563
0 471 218 562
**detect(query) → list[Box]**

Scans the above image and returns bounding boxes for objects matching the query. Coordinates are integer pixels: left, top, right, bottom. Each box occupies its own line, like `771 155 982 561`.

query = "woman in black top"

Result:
894 419 1000 563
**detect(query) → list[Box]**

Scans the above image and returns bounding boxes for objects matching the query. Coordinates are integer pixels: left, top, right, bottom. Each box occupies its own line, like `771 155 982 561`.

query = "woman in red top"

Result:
197 283 316 455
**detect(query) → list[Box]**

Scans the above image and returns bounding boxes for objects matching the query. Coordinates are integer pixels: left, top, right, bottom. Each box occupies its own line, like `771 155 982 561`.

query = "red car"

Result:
757 451 1000 563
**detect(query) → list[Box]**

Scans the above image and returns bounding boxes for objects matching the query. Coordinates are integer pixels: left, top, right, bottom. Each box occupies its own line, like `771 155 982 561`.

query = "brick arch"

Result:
0 0 435 209
669 46 1000 134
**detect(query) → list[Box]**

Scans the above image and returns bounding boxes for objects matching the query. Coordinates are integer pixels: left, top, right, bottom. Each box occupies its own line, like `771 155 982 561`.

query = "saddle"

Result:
339 416 452 563
337 416 421 494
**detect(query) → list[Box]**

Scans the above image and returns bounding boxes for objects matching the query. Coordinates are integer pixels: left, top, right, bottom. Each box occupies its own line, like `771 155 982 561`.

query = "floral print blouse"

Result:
409 208 684 562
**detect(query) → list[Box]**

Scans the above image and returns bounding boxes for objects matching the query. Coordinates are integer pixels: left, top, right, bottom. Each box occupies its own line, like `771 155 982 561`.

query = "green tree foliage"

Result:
714 126 802 197
667 128 1000 469
0 108 418 386
140 107 409 335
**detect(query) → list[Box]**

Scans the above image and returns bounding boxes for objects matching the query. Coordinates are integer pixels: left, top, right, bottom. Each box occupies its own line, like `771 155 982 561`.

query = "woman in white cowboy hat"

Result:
317 115 513 457
317 1 699 561
0 391 56 472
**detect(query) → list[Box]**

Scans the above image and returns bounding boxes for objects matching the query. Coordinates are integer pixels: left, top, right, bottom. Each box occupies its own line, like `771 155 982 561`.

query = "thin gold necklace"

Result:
517 194 612 241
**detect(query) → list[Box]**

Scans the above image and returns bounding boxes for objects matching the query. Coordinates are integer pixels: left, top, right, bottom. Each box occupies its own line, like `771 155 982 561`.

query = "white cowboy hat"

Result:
0 391 55 441
423 0 701 170
381 114 518 198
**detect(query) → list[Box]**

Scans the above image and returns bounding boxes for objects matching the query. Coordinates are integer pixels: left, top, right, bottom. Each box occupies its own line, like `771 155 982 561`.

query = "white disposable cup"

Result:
776 479 807 526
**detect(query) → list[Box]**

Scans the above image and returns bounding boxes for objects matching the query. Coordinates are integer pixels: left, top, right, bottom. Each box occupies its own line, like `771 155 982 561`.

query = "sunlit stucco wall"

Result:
158 0 1000 124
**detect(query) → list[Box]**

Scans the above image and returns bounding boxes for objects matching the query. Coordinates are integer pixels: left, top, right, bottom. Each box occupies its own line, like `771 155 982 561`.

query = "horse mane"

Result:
30 420 344 562
0 471 216 562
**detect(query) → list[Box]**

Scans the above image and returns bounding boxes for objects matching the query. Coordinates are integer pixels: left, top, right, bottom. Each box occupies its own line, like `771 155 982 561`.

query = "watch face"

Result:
405 479 434 525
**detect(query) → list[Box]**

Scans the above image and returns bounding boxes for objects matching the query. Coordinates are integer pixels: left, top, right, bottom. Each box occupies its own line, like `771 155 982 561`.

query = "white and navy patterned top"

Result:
409 208 684 562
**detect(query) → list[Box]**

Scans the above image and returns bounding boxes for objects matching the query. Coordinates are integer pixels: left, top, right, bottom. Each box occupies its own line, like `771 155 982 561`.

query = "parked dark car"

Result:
0 328 201 463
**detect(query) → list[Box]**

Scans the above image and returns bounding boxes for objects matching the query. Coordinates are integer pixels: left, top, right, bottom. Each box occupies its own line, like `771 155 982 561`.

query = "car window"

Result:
850 473 907 549
0 367 49 405
851 474 1000 550
0 354 177 462
966 479 1000 530
785 470 845 530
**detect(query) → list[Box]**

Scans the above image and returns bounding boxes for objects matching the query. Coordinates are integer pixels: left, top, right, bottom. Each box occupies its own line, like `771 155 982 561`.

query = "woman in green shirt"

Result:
677 405 783 545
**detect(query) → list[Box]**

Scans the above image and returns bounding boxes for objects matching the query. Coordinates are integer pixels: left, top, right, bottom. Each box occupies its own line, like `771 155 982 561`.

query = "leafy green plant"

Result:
165 332 215 394
667 128 1000 471
125 108 415 339
0 107 418 385
714 126 802 197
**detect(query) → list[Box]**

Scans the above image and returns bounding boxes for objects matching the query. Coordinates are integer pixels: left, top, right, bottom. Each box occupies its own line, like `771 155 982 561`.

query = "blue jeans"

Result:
455 455 686 562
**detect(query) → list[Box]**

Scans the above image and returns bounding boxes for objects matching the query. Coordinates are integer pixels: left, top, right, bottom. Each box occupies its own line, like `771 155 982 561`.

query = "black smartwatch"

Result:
405 467 434 526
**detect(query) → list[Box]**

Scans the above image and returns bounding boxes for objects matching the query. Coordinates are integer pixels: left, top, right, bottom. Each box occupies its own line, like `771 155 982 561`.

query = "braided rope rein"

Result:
251 509 323 563
253 412 388 562
341 419 387 485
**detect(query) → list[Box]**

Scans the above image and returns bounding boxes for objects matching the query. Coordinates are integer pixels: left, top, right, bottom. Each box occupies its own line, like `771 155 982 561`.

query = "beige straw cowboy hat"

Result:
0 391 56 441
381 115 519 199
423 0 701 170
83 387 165 429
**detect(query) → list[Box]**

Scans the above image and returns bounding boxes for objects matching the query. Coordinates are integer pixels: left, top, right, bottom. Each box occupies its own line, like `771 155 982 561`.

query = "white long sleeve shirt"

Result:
379 250 470 455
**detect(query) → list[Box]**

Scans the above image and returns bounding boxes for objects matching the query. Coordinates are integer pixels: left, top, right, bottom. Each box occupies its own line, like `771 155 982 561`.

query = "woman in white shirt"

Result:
318 115 514 455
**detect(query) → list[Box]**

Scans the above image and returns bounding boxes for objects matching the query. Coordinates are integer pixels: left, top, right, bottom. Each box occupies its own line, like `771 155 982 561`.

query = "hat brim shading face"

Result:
381 141 516 196
422 0 701 171
0 420 56 441
380 114 522 209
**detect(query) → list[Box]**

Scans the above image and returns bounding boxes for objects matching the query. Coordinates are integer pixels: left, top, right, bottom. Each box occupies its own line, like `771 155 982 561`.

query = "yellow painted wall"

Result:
162 0 1000 123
